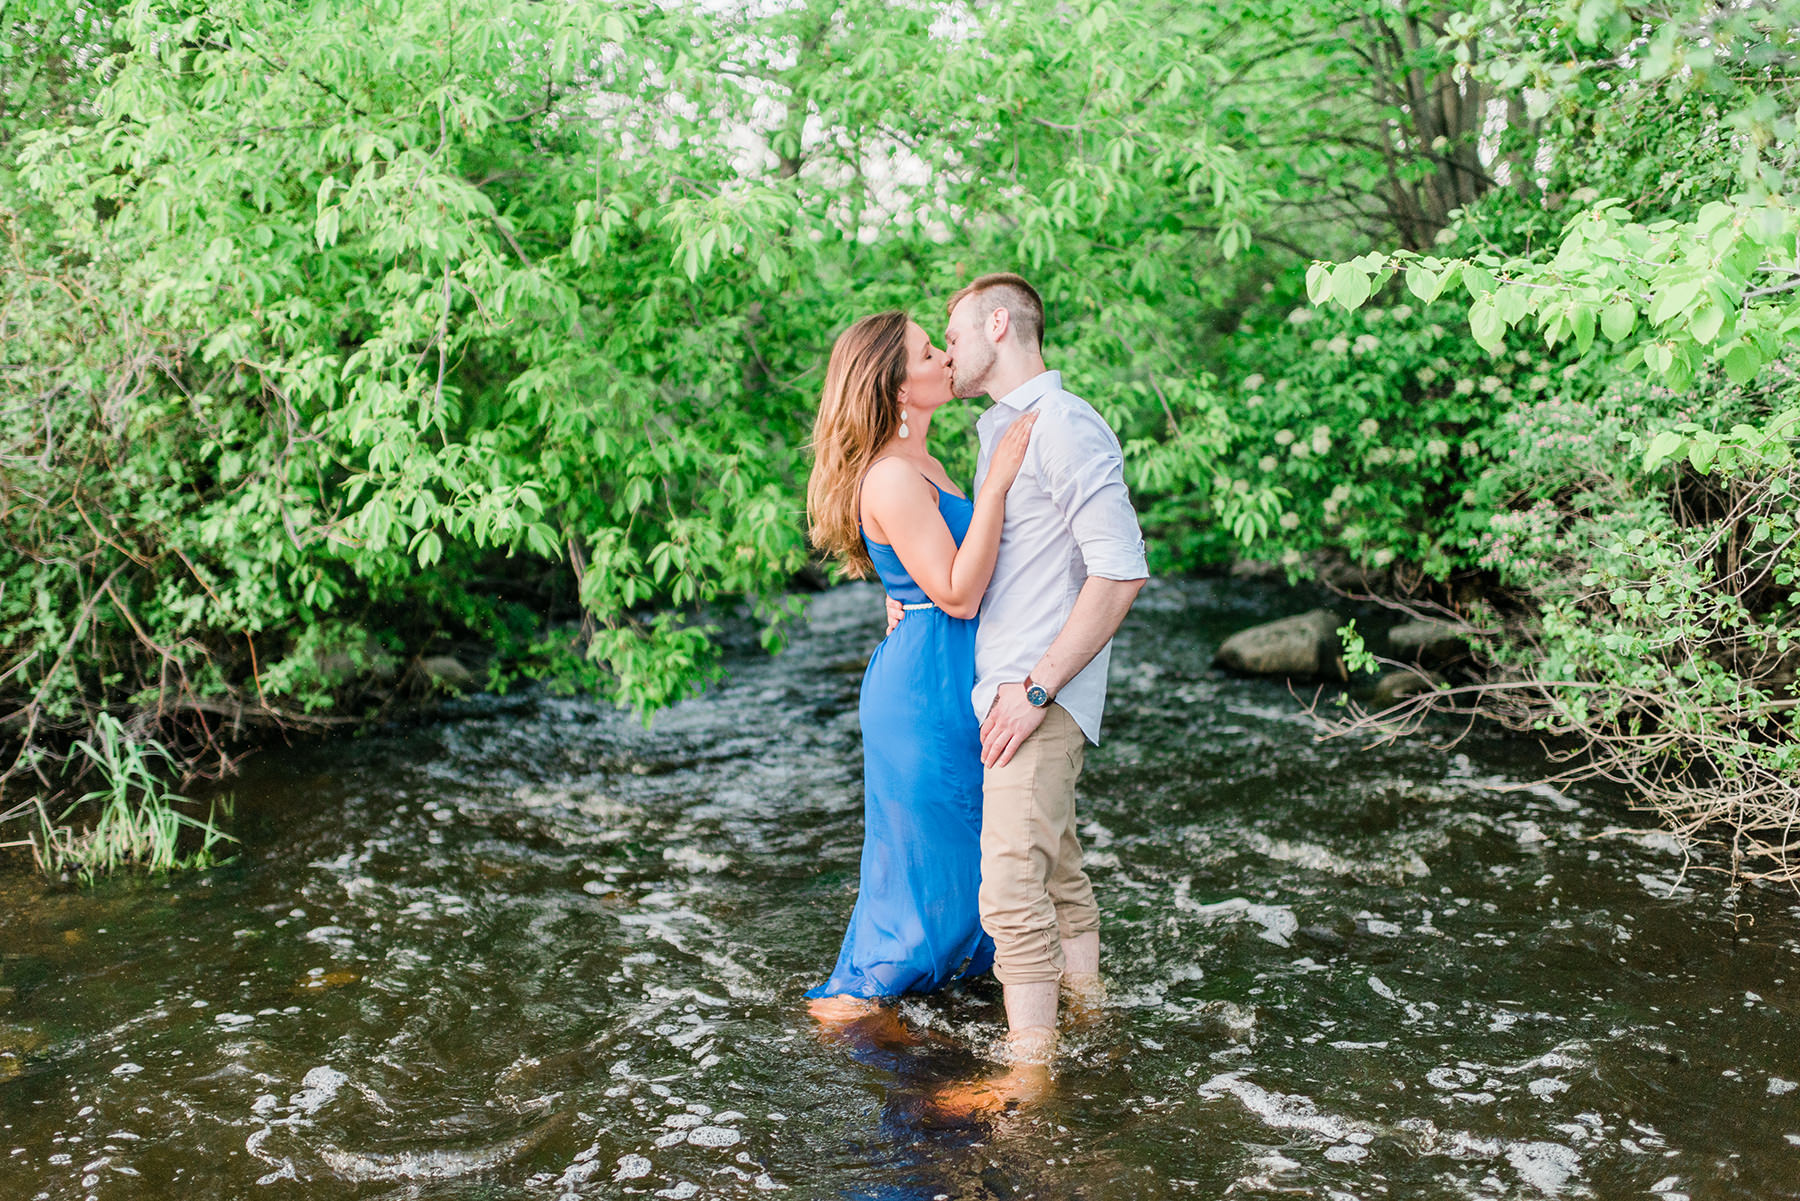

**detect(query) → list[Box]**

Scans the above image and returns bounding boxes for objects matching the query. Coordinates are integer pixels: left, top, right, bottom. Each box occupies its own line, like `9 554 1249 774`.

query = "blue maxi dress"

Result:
807 482 996 999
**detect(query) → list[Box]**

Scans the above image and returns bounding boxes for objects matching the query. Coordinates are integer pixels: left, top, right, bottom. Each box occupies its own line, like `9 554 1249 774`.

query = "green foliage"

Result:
1304 0 1800 878
4 0 1292 858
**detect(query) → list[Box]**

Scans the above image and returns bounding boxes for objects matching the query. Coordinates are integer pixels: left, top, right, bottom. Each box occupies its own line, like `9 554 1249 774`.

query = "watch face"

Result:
1025 684 1049 708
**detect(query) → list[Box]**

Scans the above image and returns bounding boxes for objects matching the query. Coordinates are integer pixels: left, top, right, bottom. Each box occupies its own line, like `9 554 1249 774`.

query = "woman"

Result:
804 310 1036 1017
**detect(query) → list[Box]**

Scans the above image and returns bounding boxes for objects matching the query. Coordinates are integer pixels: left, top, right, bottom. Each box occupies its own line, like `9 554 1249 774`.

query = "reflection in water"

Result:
3 578 1800 1200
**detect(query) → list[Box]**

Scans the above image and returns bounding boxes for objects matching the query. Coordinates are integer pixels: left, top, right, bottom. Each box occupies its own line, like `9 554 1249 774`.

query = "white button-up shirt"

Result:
971 371 1149 744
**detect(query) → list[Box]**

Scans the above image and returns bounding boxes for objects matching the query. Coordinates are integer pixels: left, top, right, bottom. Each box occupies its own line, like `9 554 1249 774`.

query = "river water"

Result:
3 578 1799 1200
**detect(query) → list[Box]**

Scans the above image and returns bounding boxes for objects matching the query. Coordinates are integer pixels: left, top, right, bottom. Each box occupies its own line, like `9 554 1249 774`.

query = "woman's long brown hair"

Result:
806 311 909 579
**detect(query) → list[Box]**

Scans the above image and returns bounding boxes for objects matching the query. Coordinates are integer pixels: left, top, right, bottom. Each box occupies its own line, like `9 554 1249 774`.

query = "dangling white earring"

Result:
898 407 911 439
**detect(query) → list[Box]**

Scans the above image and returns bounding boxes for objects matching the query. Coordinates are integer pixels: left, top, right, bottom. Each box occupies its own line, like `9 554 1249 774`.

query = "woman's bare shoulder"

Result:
861 456 935 501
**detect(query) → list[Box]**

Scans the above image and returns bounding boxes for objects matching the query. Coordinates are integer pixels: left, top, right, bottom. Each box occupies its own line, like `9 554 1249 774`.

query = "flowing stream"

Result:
4 578 1799 1200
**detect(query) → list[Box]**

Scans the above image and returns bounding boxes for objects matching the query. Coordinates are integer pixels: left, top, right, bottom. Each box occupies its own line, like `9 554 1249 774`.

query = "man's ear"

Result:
990 306 1011 343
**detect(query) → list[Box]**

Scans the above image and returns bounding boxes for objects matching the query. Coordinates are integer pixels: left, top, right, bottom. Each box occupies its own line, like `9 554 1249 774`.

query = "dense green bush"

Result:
1306 0 1800 880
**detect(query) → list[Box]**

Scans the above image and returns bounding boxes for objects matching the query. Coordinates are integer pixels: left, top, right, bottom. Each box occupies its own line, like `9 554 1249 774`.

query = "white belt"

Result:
899 601 937 611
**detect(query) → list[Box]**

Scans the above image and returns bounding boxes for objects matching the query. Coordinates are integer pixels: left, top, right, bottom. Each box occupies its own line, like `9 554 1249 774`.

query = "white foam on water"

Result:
1505 1141 1580 1195
110 1063 142 1077
1356 911 1402 936
316 1122 551 1182
255 1161 298 1185
663 846 732 873
1594 826 1687 856
1244 832 1430 881
1769 1077 1797 1095
552 1153 605 1191
1521 782 1581 812
687 1126 741 1147
1528 1078 1569 1098
290 1066 349 1116
654 1183 700 1199
1173 886 1297 947
1636 872 1694 899
615 1154 652 1180
1323 1143 1367 1162
1511 820 1549 845
1198 1072 1380 1145
1228 1153 1304 1192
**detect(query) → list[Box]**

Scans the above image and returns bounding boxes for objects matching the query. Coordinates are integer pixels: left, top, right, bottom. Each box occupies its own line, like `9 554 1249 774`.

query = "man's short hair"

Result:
947 272 1045 349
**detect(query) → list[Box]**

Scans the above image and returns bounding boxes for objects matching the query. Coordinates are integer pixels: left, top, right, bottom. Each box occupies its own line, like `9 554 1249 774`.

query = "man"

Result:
907 272 1148 1094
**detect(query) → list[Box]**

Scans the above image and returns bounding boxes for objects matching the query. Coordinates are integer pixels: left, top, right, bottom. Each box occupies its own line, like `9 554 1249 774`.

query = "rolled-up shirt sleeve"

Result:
1034 409 1150 581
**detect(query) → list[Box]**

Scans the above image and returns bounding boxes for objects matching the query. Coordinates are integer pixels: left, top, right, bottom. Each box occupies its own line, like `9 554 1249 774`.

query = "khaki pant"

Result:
978 703 1098 985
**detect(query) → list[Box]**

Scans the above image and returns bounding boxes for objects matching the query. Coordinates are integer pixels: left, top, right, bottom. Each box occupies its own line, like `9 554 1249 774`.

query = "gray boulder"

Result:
419 655 477 693
1214 609 1346 679
1386 620 1468 665
1371 668 1446 709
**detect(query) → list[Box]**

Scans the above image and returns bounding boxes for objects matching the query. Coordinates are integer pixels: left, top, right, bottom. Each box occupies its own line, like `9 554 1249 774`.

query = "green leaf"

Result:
1468 296 1504 353
1495 284 1530 327
1723 341 1761 384
1330 263 1371 310
1570 302 1597 353
1405 264 1442 302
1601 298 1636 343
1650 278 1704 326
1690 303 1725 346
1462 265 1496 300
1643 429 1685 472
1306 263 1333 306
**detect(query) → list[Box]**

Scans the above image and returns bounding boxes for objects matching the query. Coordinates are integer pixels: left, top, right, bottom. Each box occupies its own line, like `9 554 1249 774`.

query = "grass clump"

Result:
5 715 235 884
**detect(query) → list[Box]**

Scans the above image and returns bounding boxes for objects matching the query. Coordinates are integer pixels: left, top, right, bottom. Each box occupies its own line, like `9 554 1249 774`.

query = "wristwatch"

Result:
1023 675 1052 708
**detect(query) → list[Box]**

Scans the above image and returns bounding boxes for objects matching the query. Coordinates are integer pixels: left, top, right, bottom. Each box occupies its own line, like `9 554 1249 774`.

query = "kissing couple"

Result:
802 273 1149 1110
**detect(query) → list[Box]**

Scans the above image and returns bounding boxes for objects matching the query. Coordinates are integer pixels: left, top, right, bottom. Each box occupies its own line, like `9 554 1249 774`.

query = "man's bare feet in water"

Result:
929 1026 1055 1118
806 995 937 1051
